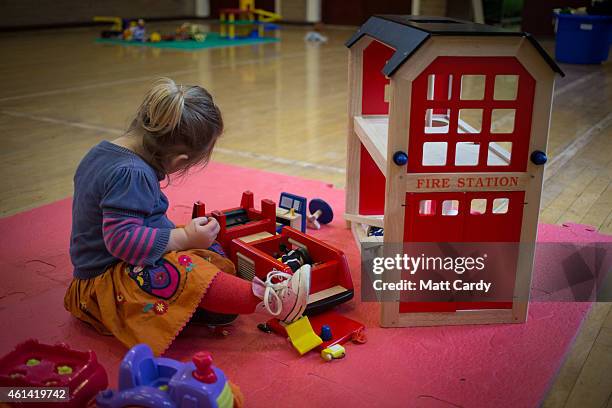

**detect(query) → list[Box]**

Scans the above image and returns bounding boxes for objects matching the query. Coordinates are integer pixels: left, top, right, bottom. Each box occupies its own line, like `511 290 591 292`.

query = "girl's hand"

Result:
167 217 220 252
185 216 220 249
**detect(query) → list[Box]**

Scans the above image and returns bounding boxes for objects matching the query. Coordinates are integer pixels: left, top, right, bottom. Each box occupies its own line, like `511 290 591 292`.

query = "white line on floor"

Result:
0 67 603 178
0 49 330 103
553 71 601 98
213 147 345 173
0 110 124 134
544 111 612 181
0 69 196 103
0 109 346 174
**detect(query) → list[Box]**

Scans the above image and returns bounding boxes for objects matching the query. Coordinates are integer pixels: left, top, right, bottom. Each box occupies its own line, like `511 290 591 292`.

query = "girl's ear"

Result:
169 154 190 172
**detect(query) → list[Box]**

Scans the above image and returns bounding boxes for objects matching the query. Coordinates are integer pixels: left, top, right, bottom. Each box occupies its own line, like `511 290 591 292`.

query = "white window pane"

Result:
455 142 480 166
423 142 448 166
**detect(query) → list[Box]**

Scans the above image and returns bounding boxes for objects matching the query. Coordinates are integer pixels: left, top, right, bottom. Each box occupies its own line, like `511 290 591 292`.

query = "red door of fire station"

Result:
401 56 536 312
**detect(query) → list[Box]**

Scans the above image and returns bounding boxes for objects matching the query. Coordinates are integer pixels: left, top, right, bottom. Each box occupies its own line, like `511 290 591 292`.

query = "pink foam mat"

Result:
0 161 610 407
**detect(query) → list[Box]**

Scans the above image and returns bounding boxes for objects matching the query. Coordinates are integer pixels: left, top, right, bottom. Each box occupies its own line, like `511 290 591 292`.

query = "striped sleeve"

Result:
102 212 170 265
99 166 171 265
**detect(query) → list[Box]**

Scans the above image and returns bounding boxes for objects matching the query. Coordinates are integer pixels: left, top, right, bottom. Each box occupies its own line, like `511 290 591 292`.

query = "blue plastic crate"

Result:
554 13 612 64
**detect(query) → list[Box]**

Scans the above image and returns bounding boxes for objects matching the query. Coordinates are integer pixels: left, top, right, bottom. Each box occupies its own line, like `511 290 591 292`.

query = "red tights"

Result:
199 272 261 314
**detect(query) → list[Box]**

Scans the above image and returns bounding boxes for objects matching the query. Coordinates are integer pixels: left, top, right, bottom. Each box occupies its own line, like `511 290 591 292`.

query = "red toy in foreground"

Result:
0 339 108 407
267 311 366 350
193 191 354 315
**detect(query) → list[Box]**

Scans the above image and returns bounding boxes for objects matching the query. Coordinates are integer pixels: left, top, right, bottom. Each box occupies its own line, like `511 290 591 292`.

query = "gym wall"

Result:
0 0 196 29
321 0 413 26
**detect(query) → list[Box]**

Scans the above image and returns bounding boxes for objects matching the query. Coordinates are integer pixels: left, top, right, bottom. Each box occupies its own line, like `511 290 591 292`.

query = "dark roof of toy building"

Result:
346 15 564 77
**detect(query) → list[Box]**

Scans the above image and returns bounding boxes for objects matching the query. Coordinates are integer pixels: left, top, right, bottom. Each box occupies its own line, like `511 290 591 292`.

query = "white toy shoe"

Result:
252 265 311 323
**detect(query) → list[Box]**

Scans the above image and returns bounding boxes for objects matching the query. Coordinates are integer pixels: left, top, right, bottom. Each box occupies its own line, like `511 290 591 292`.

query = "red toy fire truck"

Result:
193 191 354 314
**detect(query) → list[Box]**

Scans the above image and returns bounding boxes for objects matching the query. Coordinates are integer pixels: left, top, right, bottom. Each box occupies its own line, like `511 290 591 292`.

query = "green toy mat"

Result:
96 32 279 51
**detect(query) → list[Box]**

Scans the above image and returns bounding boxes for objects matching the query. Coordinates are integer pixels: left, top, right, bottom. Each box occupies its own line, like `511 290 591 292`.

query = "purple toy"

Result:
96 344 235 408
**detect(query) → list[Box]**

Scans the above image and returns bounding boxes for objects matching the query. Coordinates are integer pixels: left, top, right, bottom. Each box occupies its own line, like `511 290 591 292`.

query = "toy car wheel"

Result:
322 352 332 361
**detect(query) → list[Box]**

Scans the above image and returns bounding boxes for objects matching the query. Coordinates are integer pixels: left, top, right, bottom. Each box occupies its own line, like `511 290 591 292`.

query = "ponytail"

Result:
138 78 185 135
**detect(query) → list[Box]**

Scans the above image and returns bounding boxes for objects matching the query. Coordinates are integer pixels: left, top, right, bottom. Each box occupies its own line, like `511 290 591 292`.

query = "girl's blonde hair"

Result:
130 77 223 178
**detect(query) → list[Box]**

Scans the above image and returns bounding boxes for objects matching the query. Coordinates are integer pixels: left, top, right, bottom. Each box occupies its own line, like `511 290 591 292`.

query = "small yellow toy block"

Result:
284 316 322 355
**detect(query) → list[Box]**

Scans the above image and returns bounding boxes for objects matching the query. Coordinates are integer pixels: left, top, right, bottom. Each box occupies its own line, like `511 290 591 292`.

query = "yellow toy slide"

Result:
284 316 323 355
252 8 281 23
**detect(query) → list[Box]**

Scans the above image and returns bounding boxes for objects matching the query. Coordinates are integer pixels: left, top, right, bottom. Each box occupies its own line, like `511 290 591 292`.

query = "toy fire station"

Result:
344 16 563 327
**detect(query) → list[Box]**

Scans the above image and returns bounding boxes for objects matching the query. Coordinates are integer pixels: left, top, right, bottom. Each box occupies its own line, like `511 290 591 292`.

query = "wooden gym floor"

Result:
0 22 610 407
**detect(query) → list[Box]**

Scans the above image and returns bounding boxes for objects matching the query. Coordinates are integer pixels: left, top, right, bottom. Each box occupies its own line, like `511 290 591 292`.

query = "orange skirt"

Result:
64 249 236 356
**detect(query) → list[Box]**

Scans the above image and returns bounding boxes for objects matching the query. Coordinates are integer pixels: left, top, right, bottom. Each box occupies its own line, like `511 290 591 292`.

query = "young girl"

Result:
64 78 310 356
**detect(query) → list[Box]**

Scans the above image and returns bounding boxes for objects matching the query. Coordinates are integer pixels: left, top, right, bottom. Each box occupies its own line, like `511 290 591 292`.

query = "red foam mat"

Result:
0 161 609 407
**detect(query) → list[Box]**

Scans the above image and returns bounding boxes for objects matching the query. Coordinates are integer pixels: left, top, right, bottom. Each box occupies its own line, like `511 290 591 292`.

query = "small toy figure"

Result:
320 324 333 341
123 20 138 40
176 23 191 40
279 246 312 272
304 23 328 43
0 339 108 408
96 344 242 408
367 226 384 237
132 19 146 42
175 22 208 42
193 32 207 42
321 344 346 361
122 28 132 41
